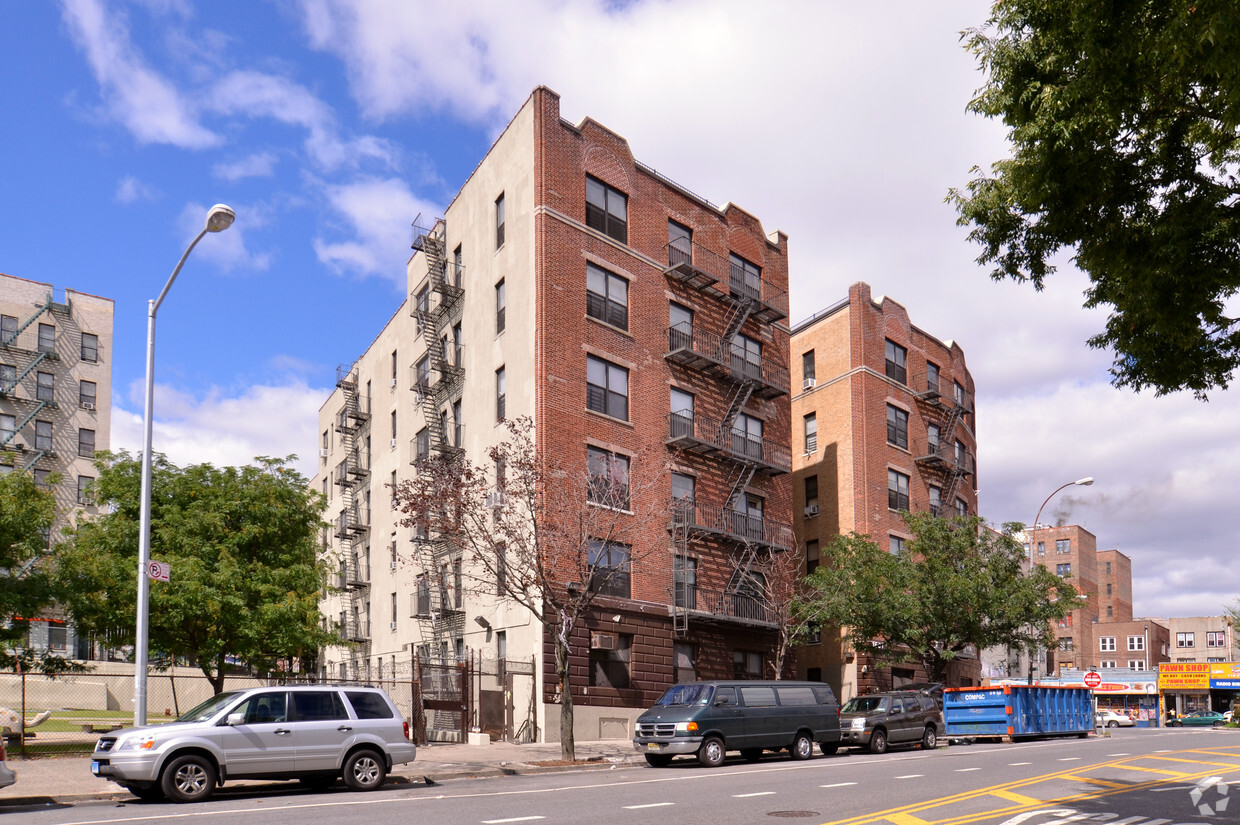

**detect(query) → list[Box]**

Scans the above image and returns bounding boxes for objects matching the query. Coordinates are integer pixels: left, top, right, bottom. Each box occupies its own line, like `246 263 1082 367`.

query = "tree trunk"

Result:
200 651 227 695
556 632 575 761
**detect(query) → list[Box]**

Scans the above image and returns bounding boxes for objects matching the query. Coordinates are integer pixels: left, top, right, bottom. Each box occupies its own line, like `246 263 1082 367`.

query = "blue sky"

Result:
2 0 1238 621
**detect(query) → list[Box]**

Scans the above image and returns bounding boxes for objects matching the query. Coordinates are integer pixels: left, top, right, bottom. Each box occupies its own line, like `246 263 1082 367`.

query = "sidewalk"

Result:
0 738 645 806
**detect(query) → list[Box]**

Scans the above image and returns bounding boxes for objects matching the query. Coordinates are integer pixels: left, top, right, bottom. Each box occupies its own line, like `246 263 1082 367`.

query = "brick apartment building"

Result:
0 272 113 658
789 282 979 700
314 87 794 742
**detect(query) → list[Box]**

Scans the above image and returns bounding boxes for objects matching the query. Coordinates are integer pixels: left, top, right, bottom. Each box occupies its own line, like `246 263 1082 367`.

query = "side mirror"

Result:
226 712 245 726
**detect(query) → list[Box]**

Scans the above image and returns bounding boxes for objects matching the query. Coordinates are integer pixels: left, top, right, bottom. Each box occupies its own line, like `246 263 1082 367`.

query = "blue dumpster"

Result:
945 685 1093 740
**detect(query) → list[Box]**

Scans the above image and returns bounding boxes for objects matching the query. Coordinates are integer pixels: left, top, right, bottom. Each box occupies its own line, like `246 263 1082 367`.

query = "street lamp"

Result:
1026 476 1094 684
134 204 235 726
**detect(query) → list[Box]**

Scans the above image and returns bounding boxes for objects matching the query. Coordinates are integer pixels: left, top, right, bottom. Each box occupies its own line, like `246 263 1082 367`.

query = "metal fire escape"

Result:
912 375 974 514
334 364 371 677
408 219 466 673
0 292 70 475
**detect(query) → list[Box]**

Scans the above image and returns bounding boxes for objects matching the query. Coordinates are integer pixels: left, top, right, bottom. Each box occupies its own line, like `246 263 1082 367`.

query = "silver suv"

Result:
90 685 417 802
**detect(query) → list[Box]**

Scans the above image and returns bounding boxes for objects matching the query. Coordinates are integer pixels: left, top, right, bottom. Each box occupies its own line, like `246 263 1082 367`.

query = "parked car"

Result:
632 680 841 767
1097 710 1135 728
839 689 944 753
1168 710 1227 727
90 685 416 802
0 736 15 790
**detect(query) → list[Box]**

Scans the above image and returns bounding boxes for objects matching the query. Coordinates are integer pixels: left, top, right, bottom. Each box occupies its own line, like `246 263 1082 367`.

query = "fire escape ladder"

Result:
718 382 755 438
21 450 46 472
721 300 754 348
724 544 760 597
1 400 50 449
334 365 368 671
11 351 49 389
722 464 758 529
0 297 51 348
671 498 692 634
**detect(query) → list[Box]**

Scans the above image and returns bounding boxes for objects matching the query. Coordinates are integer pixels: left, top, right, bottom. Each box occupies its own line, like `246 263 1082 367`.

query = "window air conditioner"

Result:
390 560 398 570
319 448 329 458
804 505 819 518
81 401 96 411
389 622 397 631
802 378 816 390
590 632 617 651
389 378 398 388
390 438 399 448
485 491 506 508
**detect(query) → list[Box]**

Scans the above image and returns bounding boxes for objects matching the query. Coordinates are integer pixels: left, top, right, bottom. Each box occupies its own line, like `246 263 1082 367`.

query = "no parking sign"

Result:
146 560 170 582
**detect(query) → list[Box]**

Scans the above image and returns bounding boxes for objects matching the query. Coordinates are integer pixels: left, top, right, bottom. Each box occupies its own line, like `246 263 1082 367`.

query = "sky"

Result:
2 0 1237 621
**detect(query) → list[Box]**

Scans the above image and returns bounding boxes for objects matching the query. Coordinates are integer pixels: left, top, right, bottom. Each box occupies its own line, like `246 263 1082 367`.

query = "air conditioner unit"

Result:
802 378 816 390
390 438 398 448
389 560 398 570
590 632 617 651
81 401 96 411
389 378 398 388
804 505 819 518
485 491 506 508
389 622 397 631
319 448 329 458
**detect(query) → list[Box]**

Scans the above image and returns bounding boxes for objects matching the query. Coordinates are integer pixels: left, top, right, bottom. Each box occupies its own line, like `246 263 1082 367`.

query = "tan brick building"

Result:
0 272 113 657
789 282 978 699
314 87 793 742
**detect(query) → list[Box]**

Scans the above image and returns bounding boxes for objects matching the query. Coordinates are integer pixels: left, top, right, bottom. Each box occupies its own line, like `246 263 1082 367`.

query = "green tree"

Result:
0 470 71 673
795 513 1076 683
54 451 337 693
950 2 1240 398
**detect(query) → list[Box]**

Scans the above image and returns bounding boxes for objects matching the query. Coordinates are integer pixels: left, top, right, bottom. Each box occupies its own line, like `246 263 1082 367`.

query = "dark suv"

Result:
839 689 943 753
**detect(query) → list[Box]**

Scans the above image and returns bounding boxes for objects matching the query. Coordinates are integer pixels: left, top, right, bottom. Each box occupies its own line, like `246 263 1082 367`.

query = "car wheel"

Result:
644 753 673 767
868 728 888 754
790 732 814 761
819 742 839 755
160 754 216 803
740 748 763 762
122 783 164 801
921 726 937 750
1107 721 1118 728
697 736 726 768
343 749 387 791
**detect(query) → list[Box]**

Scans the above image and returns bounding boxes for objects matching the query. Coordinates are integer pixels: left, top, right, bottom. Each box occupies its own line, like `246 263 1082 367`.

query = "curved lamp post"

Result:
134 204 235 726
1025 476 1093 684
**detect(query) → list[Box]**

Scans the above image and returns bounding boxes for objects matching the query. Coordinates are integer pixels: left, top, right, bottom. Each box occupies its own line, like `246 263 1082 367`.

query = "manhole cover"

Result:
768 812 820 818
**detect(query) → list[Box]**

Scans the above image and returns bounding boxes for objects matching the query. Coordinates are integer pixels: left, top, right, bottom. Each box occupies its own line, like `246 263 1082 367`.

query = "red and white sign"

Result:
146 561 170 582
1083 671 1102 689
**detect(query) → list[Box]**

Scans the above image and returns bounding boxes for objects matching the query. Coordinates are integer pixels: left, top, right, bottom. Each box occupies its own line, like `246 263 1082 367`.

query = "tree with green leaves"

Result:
795 512 1076 683
53 451 337 693
951 2 1240 398
0 470 75 673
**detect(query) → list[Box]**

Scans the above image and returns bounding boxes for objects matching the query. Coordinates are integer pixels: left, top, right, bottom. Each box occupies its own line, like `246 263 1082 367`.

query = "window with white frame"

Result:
1127 635 1145 651
1099 660 1116 668
1207 631 1226 647
1176 632 1195 648
1127 659 1145 669
803 413 817 453
1056 538 1071 554
888 469 909 511
1100 636 1116 652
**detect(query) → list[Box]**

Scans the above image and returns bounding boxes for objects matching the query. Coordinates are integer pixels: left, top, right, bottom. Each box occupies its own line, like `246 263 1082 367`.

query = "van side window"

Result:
811 685 835 704
776 686 817 706
715 687 736 706
739 686 777 707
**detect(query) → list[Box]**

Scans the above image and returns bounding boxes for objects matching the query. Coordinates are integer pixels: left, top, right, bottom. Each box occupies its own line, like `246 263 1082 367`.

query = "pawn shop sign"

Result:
146 560 170 582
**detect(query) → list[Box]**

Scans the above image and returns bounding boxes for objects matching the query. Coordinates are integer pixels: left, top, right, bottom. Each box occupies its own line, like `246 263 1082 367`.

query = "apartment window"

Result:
885 339 907 384
585 176 627 243
929 485 942 516
588 539 631 598
391 592 398 628
414 355 430 395
668 219 692 266
495 366 506 421
0 315 16 343
77 475 94 505
890 535 906 555
1100 637 1116 652
670 387 694 437
33 468 51 490
802 350 815 384
1037 541 1045 556
954 381 966 409
587 446 630 509
926 361 940 393
674 642 696 684
804 475 818 514
451 399 462 446
805 539 819 574
955 497 968 517
1055 563 1072 577
1058 637 1074 651
1100 660 1116 668
671 473 695 522
1127 659 1145 669
415 428 430 463
495 193 505 249
0 414 14 444
390 410 397 441
1056 539 1071 554
586 263 628 330
586 355 629 420
731 333 762 382
729 253 762 302
669 302 693 350
589 633 632 688
495 543 507 594
955 440 968 472
673 555 697 609
1208 631 1226 647
36 372 54 402
37 323 55 354
1176 632 1195 648
1105 561 1112 574
35 420 52 451
1106 583 1112 595
452 245 463 287
81 332 99 362
803 413 817 453
495 280 506 333
733 493 765 543
79 380 96 408
1128 636 1145 651
888 469 910 511
733 651 763 679
415 285 430 332
886 404 908 449
732 412 763 460
0 364 14 393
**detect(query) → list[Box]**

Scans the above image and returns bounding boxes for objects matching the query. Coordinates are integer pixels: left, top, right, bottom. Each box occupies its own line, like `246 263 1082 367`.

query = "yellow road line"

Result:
986 789 1042 806
1058 775 1126 789
1107 763 1191 777
885 814 931 825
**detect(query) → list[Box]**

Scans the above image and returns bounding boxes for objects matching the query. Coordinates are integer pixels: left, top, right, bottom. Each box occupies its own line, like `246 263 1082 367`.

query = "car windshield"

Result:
842 696 888 714
177 691 242 723
654 684 714 706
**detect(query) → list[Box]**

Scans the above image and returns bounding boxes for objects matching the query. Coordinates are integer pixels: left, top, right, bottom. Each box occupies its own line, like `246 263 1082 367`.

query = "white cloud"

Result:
115 175 159 203
313 177 439 281
212 151 279 181
111 380 329 480
60 0 220 148
176 201 270 272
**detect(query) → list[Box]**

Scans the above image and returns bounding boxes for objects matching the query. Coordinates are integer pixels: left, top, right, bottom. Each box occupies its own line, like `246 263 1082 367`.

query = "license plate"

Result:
91 761 101 775
646 743 661 751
